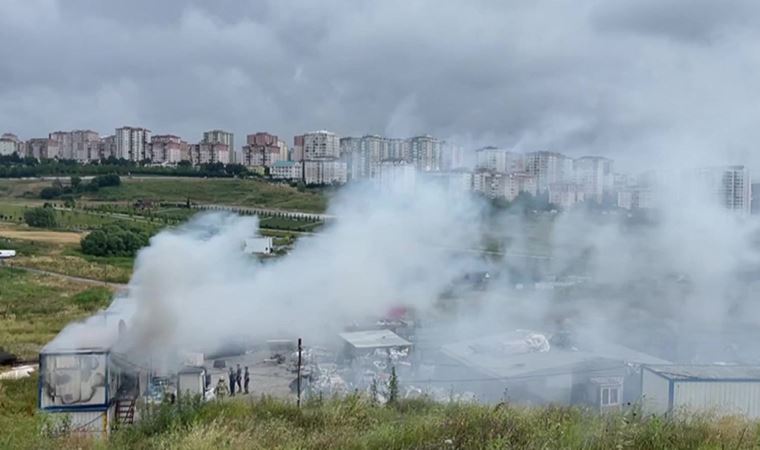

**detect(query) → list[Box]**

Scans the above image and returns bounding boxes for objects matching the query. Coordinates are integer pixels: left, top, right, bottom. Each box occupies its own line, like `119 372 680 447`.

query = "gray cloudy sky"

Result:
1 0 760 168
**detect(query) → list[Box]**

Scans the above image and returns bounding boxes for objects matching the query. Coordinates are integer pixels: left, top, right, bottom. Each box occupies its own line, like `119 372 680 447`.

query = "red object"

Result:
387 306 408 319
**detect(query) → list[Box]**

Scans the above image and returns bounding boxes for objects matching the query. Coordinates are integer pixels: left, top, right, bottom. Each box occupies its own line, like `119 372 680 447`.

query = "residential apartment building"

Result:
302 130 340 159
693 165 751 214
0 133 21 156
270 160 302 180
243 132 283 168
189 142 230 165
548 183 585 209
292 135 305 162
150 135 187 164
49 130 101 161
115 127 151 161
409 135 442 172
377 160 416 194
475 147 524 173
525 151 574 192
26 138 60 159
574 156 614 204
304 159 347 185
202 130 235 163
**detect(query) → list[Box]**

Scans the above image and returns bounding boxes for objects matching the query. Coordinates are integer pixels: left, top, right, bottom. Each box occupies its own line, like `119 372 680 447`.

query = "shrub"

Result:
80 223 149 257
23 207 57 228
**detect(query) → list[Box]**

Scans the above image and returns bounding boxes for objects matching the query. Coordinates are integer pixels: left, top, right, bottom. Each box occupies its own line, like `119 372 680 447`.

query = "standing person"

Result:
215 378 228 400
228 367 236 396
244 366 250 394
236 364 243 393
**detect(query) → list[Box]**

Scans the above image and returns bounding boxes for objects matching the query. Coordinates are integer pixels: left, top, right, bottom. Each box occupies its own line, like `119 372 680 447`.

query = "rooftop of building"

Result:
441 330 669 380
339 329 412 349
645 365 760 382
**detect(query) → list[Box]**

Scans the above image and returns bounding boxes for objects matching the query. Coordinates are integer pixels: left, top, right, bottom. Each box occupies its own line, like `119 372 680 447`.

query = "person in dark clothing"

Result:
236 364 243 392
228 367 236 396
244 366 250 394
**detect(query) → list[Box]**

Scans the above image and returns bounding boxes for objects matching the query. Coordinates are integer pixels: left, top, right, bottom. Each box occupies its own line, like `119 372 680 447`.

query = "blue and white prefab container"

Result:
38 348 119 435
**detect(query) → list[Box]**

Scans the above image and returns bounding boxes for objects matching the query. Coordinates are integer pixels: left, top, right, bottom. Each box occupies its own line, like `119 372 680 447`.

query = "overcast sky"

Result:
1 0 760 169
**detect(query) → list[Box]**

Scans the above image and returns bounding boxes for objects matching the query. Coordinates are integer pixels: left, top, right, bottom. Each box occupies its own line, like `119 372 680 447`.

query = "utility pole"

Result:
296 338 302 408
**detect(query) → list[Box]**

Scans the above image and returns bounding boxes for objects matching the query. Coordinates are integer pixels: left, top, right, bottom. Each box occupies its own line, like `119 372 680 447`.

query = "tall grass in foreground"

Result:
1 388 755 450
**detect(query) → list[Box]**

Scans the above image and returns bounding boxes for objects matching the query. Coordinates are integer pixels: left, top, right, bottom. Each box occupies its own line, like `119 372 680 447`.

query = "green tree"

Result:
23 208 57 228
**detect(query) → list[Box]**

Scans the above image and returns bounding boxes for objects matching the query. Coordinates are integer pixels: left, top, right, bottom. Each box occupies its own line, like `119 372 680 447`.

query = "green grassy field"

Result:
0 267 113 361
86 178 328 213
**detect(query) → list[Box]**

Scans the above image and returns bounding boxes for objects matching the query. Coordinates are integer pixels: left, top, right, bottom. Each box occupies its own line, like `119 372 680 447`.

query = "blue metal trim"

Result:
37 353 45 410
40 405 109 413
667 379 674 412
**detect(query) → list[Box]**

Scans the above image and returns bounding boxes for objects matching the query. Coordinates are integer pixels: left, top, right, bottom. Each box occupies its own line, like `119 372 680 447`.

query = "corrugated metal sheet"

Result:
67 409 110 435
642 369 670 415
675 381 760 418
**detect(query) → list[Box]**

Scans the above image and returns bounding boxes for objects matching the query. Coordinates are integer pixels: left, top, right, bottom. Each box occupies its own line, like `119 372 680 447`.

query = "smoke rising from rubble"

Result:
117 181 486 356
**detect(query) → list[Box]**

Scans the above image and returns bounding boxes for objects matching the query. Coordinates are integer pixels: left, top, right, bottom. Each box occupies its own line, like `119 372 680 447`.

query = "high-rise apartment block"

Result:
115 127 151 161
525 151 574 192
202 130 235 163
150 135 187 164
243 132 283 168
0 133 21 156
302 131 340 160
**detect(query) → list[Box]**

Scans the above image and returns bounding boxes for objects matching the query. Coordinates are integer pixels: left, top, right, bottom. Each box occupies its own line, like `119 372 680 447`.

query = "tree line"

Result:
0 154 250 178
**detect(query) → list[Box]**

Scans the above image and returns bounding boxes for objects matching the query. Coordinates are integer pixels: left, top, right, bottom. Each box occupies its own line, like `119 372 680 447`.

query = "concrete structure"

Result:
525 151 574 192
243 237 274 255
438 331 668 407
150 135 186 164
270 160 302 180
574 156 613 204
302 131 340 160
304 159 347 185
339 329 412 351
189 142 230 165
0 133 21 156
377 160 416 194
243 132 283 168
49 130 100 161
115 127 151 161
26 138 60 159
409 135 442 172
642 365 760 418
693 166 751 214
99 135 116 160
292 135 305 162
202 130 235 164
476 147 524 173
548 183 585 209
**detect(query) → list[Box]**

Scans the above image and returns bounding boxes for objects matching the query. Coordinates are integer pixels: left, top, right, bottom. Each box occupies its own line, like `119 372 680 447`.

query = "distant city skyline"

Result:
3 1 760 172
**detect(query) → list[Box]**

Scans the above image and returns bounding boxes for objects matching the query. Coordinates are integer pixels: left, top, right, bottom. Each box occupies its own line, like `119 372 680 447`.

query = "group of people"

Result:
214 364 250 399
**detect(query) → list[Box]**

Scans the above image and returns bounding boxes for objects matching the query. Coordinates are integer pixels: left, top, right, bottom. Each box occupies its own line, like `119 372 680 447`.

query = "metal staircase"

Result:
115 398 136 425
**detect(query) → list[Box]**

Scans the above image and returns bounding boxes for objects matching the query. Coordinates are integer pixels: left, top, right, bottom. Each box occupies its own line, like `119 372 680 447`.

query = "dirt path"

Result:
7 264 127 290
0 226 84 244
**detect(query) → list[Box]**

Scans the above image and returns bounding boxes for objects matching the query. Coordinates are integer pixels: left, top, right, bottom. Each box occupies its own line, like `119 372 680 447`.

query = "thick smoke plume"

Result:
48 167 760 369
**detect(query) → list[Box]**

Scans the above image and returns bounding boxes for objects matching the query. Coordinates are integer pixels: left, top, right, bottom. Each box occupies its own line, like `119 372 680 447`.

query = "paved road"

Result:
6 264 127 290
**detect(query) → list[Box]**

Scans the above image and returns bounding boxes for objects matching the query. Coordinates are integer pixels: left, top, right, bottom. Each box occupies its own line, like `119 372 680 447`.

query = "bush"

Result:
39 186 62 200
80 223 149 257
23 208 57 228
92 174 121 187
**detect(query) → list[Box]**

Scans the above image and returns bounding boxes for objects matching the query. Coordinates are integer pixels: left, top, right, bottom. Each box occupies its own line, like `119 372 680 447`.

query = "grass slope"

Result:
86 178 328 213
2 389 759 449
0 268 113 360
